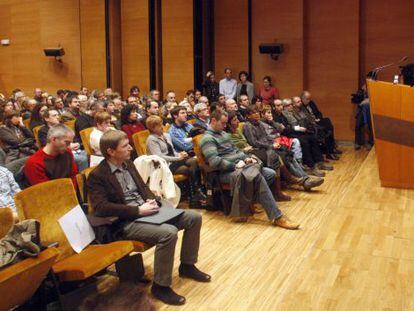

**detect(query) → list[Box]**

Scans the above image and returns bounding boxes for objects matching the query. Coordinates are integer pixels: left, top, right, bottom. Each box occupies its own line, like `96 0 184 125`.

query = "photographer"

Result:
351 72 374 150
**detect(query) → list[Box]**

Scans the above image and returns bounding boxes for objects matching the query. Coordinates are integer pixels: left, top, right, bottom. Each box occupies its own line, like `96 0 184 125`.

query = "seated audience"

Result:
219 68 237 100
179 90 196 120
52 97 66 116
29 103 48 130
21 98 37 120
75 101 105 145
87 130 210 305
301 91 341 158
200 109 299 229
225 98 245 122
258 76 279 105
236 71 254 102
261 107 303 163
90 111 115 156
218 93 226 108
281 98 331 175
149 89 163 107
39 109 88 171
104 99 121 129
194 89 202 103
0 166 21 218
0 111 37 162
242 106 322 191
291 96 337 162
146 115 207 207
169 106 195 153
238 94 250 120
61 95 81 121
120 104 146 149
193 103 210 132
24 124 78 186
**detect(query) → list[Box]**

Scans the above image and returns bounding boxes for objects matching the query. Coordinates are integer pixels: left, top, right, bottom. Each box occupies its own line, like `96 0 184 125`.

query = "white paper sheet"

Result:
90 155 104 167
58 205 95 253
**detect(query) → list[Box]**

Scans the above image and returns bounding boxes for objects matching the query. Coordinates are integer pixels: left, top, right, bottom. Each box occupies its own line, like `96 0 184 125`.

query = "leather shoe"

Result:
179 264 211 282
302 176 324 190
327 153 340 160
317 162 334 171
272 216 300 230
151 283 186 305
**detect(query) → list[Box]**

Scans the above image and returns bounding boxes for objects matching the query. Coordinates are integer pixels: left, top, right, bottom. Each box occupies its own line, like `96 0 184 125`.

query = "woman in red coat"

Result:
120 104 145 157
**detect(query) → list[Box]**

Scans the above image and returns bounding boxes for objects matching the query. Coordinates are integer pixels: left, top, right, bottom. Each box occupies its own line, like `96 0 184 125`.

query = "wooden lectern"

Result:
367 80 414 189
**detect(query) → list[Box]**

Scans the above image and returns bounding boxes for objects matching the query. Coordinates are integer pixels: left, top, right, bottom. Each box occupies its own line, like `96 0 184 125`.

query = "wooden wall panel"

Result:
121 0 150 97
79 0 106 91
361 0 414 82
108 0 122 94
214 0 248 80
305 0 360 140
162 0 193 100
251 0 304 98
0 0 82 96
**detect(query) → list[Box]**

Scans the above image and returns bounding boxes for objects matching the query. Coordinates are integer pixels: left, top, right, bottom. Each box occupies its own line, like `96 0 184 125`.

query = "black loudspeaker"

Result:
259 43 284 55
401 63 414 86
44 47 65 57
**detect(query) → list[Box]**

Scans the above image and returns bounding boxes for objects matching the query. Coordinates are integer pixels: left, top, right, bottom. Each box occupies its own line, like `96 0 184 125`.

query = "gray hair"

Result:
46 124 74 143
194 103 207 114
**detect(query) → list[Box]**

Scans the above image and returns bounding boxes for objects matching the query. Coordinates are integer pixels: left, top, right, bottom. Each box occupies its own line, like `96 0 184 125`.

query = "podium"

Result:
367 80 414 189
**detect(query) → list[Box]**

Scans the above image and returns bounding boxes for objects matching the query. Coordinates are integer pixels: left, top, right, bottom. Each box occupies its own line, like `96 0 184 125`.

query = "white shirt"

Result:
89 127 115 156
219 78 237 100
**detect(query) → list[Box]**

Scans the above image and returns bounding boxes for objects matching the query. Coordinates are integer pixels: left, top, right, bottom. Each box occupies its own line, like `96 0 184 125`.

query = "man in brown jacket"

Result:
87 130 210 306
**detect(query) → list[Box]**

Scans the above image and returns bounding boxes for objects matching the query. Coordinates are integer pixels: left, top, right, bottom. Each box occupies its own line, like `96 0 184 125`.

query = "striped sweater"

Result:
200 129 247 171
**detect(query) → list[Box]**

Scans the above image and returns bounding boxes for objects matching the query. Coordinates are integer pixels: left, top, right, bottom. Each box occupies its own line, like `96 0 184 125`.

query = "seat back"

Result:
163 123 171 132
0 207 14 238
238 122 245 132
23 118 30 128
64 120 76 131
15 178 79 260
76 166 96 210
132 129 150 156
80 127 94 156
188 119 196 125
32 125 43 147
192 134 207 168
0 247 58 311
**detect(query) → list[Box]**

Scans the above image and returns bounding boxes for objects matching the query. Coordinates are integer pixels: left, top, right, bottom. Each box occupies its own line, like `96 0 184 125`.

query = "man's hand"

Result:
235 160 246 169
273 142 281 149
245 157 257 164
179 151 189 159
243 146 253 153
138 199 160 216
70 142 80 151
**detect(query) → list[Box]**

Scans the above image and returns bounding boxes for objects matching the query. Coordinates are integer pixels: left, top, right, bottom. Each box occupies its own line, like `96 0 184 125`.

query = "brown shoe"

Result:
272 216 300 230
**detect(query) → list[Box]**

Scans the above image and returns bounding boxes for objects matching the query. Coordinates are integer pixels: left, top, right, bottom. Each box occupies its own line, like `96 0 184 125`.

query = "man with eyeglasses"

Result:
24 124 78 186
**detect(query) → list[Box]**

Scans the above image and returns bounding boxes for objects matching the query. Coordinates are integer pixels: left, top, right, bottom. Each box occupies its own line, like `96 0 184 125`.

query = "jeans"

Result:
291 138 302 161
220 167 283 221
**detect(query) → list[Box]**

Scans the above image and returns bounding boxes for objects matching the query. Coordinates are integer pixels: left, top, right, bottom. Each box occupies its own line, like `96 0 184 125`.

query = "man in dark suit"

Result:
87 130 210 306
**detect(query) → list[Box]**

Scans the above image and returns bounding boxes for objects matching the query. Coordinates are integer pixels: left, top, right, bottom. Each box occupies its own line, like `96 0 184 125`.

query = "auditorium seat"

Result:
79 127 94 156
14 178 135 282
0 207 59 311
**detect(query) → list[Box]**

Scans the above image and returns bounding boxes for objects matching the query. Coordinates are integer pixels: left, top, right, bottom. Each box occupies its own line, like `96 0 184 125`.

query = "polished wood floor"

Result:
105 147 414 310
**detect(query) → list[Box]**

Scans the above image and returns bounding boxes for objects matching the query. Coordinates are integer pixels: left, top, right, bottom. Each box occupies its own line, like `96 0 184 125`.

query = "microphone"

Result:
372 56 409 80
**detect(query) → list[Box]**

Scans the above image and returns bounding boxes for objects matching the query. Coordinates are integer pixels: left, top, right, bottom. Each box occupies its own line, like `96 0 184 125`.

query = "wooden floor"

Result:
107 147 414 310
